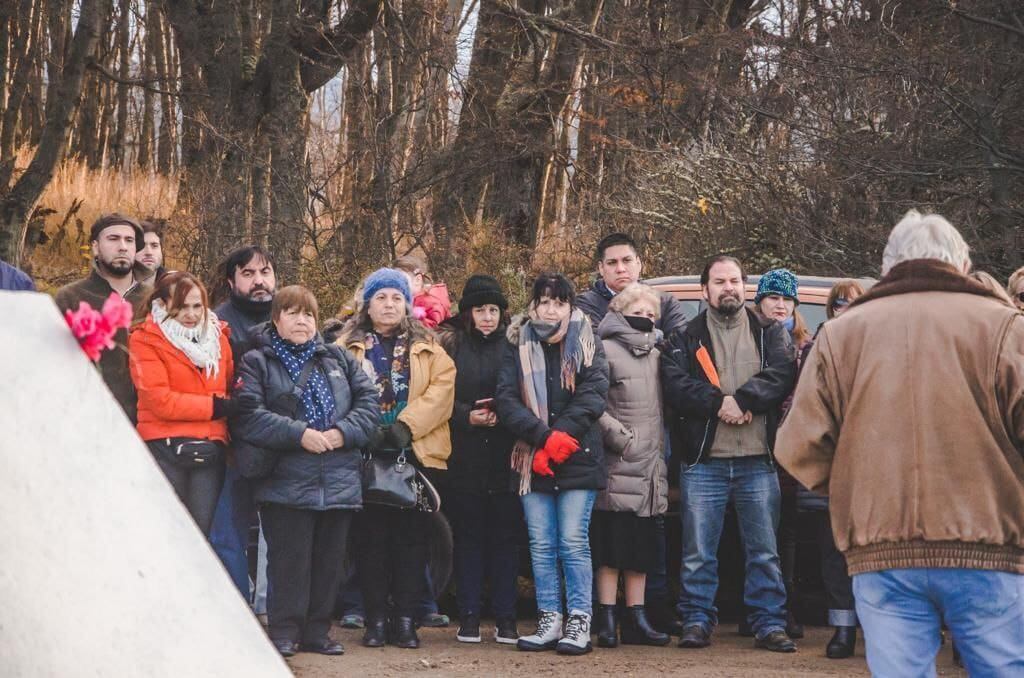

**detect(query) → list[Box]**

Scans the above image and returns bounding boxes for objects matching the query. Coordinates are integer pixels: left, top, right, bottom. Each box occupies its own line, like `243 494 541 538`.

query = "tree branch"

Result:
86 57 180 96
949 7 1024 41
298 0 384 93
494 0 622 50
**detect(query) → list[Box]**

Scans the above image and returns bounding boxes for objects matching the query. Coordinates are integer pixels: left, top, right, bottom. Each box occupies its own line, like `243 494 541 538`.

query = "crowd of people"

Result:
2 210 1022 675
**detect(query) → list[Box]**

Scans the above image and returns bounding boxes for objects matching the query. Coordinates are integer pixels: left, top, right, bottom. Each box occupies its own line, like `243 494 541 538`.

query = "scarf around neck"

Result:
151 300 222 377
270 329 336 431
511 307 596 495
364 330 411 425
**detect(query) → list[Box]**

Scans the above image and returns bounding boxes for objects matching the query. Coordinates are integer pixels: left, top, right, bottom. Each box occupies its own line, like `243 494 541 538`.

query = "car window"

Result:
684 300 829 336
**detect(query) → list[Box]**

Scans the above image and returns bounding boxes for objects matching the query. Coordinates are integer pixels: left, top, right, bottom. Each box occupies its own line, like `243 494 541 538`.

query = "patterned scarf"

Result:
510 307 596 494
364 330 410 425
270 330 336 431
151 300 222 377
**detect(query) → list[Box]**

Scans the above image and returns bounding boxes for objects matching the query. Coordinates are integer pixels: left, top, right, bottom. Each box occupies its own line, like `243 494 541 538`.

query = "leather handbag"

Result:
362 449 418 509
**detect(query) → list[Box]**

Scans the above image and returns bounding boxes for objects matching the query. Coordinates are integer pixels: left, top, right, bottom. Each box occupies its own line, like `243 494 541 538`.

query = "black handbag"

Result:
361 449 418 508
152 437 224 469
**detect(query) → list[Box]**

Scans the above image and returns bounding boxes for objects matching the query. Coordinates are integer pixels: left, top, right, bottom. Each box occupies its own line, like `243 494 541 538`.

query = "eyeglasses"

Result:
831 298 850 310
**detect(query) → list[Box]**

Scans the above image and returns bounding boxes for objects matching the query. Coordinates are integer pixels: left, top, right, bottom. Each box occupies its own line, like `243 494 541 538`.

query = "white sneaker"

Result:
556 610 593 655
517 610 563 651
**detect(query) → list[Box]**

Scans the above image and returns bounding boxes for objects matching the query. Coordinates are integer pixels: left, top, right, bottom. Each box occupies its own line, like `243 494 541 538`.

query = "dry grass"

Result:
18 149 179 290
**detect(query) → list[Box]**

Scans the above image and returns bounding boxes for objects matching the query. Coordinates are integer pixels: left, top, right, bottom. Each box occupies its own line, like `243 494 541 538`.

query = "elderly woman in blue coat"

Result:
231 285 379 657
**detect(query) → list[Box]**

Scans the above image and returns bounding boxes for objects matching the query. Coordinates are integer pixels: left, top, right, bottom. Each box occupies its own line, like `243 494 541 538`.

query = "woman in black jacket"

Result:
230 286 379 657
495 273 609 656
438 275 522 645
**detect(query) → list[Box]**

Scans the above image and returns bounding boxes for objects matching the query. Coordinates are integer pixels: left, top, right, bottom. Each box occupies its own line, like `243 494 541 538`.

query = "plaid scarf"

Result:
511 307 596 494
364 330 410 425
270 330 336 431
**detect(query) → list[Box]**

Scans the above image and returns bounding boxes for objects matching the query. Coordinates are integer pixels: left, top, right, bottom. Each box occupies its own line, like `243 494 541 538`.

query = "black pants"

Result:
778 493 800 615
810 510 856 623
448 490 522 619
260 504 353 643
354 504 430 619
150 442 225 536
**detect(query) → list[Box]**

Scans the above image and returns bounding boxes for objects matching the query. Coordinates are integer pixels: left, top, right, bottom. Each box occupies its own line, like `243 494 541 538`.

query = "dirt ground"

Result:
287 624 968 677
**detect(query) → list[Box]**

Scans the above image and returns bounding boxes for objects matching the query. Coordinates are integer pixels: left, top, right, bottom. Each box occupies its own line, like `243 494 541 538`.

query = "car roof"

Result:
643 274 876 305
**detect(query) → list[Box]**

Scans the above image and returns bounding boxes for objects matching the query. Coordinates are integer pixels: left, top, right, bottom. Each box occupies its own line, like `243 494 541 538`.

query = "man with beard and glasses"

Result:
55 214 147 421
209 246 278 609
661 254 797 653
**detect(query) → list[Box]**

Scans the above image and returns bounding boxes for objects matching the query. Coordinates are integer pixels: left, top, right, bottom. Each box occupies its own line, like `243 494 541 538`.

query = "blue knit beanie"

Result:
363 267 412 305
755 268 799 304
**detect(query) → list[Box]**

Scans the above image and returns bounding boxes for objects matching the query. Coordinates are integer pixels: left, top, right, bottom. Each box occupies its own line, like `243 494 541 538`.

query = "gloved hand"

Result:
532 448 555 477
544 430 580 464
212 396 241 420
381 420 413 450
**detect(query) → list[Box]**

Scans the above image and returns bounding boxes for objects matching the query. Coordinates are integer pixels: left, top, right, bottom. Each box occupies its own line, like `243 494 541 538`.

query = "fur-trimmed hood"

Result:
851 259 1005 308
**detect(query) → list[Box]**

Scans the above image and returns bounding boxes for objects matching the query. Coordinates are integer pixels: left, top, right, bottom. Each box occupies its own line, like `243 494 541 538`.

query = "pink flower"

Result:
64 294 131 362
65 303 102 340
101 293 133 330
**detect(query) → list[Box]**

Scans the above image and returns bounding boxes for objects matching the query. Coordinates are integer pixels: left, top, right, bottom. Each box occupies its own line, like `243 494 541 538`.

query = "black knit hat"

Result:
459 274 508 311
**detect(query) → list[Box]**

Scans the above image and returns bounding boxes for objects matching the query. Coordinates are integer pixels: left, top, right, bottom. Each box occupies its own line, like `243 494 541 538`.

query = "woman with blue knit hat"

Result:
752 268 809 641
336 268 456 650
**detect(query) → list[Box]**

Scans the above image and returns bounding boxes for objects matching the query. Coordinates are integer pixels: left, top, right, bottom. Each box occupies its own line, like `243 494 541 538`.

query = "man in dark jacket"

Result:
209 245 278 605
575 232 686 634
576 232 687 335
661 254 797 653
54 214 146 421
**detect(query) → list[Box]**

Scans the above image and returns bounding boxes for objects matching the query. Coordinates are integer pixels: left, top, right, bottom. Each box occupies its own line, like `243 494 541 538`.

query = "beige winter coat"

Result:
594 312 669 517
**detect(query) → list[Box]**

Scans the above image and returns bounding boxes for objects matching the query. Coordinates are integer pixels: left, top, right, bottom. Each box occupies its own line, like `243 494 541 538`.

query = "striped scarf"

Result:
510 307 596 494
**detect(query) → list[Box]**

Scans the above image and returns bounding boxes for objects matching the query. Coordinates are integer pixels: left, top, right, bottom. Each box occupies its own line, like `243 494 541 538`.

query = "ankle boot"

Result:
392 617 420 649
361 617 387 647
826 626 856 659
620 605 670 646
786 608 805 639
594 604 618 648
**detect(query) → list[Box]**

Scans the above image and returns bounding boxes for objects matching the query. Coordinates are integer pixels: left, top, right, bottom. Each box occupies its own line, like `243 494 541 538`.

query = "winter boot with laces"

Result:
517 610 563 651
556 610 593 655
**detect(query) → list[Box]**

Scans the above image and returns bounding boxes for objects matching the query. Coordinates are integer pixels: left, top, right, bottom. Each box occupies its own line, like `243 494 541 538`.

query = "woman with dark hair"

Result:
496 272 609 656
336 268 456 650
129 271 235 535
793 278 865 659
437 275 522 645
230 285 379 657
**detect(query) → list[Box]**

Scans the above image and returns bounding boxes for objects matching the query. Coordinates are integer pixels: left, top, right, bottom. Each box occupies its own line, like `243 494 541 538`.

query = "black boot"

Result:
594 604 618 648
620 605 671 646
392 617 420 649
362 618 387 648
826 626 857 659
786 608 805 639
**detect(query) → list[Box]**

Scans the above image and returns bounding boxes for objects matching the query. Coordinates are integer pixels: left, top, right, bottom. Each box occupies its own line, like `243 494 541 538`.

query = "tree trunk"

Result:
0 0 110 265
111 0 130 168
0 0 39 190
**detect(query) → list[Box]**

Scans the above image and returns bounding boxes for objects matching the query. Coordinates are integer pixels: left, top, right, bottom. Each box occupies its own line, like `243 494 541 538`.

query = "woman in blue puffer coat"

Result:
231 285 379 658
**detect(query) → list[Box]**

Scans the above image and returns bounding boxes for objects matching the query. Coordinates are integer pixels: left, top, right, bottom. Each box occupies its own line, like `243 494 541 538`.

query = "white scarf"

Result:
151 300 222 377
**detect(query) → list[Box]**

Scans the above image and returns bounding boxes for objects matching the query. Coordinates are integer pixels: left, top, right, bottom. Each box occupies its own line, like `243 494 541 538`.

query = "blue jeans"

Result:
521 489 596 615
209 466 253 599
678 456 787 636
854 568 1024 677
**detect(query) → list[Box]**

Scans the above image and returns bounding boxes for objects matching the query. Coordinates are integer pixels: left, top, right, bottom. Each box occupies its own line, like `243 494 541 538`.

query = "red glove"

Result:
545 430 580 464
532 448 555 476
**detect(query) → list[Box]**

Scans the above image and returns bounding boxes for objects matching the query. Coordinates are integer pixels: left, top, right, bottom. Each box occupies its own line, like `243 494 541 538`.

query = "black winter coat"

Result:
231 324 380 510
439 320 517 494
495 317 610 493
661 308 796 467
